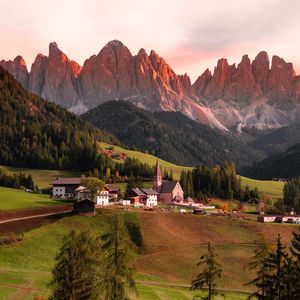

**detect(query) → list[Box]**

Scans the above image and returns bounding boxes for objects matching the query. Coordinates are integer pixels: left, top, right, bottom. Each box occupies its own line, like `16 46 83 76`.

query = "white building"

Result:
141 189 158 207
97 190 109 206
74 186 110 206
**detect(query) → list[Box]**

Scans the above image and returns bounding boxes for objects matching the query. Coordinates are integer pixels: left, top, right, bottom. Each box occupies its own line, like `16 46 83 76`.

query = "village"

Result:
52 161 216 215
50 160 300 225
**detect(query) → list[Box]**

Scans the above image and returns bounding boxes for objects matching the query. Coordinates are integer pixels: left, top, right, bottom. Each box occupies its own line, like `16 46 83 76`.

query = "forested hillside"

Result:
82 101 265 169
0 66 118 170
242 143 300 179
250 123 300 156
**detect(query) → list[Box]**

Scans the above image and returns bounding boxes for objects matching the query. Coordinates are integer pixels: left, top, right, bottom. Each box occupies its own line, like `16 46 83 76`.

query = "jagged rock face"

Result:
0 56 29 87
1 41 300 132
30 42 80 108
193 69 212 97
268 56 295 101
252 51 269 94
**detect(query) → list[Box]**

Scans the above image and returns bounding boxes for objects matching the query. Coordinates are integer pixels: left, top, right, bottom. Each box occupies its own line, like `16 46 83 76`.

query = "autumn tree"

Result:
80 177 104 202
191 243 222 300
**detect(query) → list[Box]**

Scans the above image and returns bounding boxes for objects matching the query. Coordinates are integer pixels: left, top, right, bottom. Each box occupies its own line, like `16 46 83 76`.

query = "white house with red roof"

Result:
52 177 82 198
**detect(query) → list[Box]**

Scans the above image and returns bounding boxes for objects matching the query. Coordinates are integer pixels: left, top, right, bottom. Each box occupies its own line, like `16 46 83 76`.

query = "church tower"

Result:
153 160 162 193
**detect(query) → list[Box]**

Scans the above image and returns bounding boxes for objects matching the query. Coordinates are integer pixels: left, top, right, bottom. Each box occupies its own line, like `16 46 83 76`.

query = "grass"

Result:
99 142 192 180
0 208 297 299
0 187 71 211
0 165 82 189
239 175 284 200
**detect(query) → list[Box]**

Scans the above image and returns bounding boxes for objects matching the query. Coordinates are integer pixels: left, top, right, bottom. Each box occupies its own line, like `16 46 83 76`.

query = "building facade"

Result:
153 160 184 204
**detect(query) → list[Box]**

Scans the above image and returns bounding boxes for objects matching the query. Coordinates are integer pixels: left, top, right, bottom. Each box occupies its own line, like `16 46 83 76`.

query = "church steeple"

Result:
153 160 162 192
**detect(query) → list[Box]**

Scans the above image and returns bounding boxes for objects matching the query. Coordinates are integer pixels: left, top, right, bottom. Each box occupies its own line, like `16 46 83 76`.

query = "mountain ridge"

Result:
2 40 300 132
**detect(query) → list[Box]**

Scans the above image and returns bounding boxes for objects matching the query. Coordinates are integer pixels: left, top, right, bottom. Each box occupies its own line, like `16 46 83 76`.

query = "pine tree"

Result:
50 229 103 300
264 234 290 300
191 243 222 300
246 234 273 299
101 213 138 300
290 229 300 297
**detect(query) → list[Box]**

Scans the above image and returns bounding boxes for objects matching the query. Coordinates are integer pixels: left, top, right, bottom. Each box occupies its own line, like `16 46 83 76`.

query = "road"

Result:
0 208 72 225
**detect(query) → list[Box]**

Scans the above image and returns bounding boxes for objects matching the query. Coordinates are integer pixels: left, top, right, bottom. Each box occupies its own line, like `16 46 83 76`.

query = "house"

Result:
105 184 121 200
128 188 146 206
153 160 184 204
111 152 127 161
97 190 110 206
52 177 82 198
74 185 90 201
184 197 194 205
73 199 96 216
141 189 158 207
128 188 158 207
74 186 109 206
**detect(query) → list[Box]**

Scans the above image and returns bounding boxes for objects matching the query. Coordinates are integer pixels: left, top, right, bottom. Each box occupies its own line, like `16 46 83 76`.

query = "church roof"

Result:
160 181 178 193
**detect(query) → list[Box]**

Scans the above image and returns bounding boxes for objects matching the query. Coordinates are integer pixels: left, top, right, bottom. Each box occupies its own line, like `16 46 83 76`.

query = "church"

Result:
152 160 184 204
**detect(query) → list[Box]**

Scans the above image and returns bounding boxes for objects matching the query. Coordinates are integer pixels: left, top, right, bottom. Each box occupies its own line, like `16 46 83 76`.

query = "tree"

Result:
246 234 273 299
289 229 300 298
190 243 222 300
101 213 138 300
268 234 290 299
50 229 103 300
80 177 104 202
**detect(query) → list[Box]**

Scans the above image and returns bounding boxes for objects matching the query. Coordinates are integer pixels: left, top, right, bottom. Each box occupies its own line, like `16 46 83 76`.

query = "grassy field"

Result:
99 142 192 180
0 165 82 189
0 208 297 299
239 176 284 200
0 187 71 211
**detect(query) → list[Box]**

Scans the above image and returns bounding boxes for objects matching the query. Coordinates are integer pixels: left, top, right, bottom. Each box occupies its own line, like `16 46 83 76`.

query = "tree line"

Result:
180 163 258 201
283 177 300 213
0 167 35 190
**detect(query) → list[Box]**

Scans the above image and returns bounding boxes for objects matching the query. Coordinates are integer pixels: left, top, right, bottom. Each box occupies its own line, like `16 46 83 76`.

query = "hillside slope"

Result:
250 123 300 156
242 143 300 179
0 66 118 170
83 101 265 169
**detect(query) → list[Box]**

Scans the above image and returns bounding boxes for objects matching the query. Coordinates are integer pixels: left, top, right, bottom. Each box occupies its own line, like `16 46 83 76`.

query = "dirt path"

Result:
0 282 48 293
0 209 72 225
136 281 252 294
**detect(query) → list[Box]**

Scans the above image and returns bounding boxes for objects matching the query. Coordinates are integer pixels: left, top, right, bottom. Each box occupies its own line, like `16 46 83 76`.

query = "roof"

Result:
105 184 120 192
185 197 194 202
75 185 88 192
141 189 159 195
130 188 145 196
160 181 178 193
52 177 81 185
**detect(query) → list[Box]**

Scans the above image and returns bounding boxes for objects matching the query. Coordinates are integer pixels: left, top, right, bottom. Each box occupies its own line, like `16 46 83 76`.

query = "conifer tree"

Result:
191 243 222 300
101 213 138 300
246 234 273 299
50 229 103 300
290 229 300 297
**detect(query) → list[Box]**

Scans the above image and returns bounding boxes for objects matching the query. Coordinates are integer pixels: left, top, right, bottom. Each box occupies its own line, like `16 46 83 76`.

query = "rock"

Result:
0 56 29 88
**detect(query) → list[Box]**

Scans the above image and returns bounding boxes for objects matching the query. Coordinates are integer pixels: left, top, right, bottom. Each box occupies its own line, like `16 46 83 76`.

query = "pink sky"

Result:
1 0 300 82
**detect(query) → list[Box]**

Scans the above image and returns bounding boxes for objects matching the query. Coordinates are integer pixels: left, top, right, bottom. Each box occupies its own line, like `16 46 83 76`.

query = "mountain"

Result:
250 123 300 156
82 100 265 169
2 41 300 132
242 143 300 179
0 66 118 170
